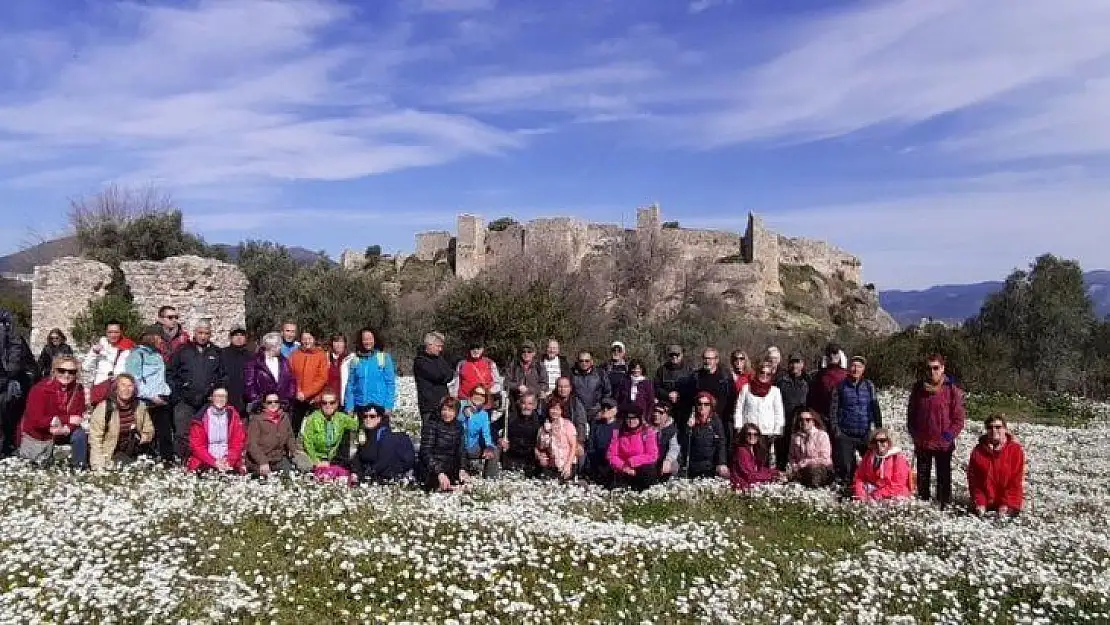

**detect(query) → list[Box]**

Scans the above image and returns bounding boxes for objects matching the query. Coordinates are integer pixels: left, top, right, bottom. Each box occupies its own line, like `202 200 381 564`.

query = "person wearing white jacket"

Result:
83 323 135 388
733 364 785 462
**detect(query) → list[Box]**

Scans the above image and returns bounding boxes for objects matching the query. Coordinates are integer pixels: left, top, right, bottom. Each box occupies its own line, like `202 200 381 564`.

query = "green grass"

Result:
966 391 1100 427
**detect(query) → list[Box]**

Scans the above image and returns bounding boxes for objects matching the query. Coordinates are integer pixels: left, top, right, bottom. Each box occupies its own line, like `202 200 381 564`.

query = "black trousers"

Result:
915 447 954 505
833 432 868 483
774 430 792 471
613 464 658 491
149 402 175 464
0 392 26 458
292 400 313 437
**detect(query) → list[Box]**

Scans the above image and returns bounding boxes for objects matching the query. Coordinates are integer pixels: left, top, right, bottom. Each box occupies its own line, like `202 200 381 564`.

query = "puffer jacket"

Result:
244 351 297 407
776 372 810 424
852 449 912 501
571 366 611 415
607 425 658 471
125 345 172 401
290 347 330 403
829 378 882 439
345 350 397 413
504 408 544 463
906 381 966 451
734 385 786 436
169 342 224 408
301 409 360 463
418 416 466 479
967 433 1025 511
654 362 690 403
682 415 727 474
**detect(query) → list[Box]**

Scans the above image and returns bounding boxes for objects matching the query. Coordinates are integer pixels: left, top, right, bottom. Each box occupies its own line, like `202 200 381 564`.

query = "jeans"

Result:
833 432 868 483
915 447 954 506
17 429 87 468
466 447 501 478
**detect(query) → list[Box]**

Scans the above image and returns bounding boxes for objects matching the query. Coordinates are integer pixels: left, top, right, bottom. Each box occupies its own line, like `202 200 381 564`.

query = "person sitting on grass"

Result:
88 374 154 470
301 389 359 469
584 397 619 485
460 385 500 479
682 391 729 480
499 391 544 477
186 387 246 474
418 397 469 492
652 402 681 481
535 397 578 481
607 407 659 491
18 355 87 468
246 393 307 476
967 414 1025 518
342 404 415 484
731 423 779 491
786 408 834 488
852 428 912 502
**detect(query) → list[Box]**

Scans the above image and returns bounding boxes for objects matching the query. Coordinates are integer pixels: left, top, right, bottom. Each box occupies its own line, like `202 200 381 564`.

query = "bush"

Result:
487 217 519 232
70 295 143 348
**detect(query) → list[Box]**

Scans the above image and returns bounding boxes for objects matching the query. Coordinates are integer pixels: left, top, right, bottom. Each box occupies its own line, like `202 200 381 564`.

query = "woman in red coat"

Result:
967 415 1025 517
852 428 912 501
186 387 246 473
19 355 88 467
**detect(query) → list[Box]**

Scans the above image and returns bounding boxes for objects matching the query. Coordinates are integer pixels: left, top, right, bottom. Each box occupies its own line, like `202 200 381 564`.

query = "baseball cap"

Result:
229 327 247 338
520 340 536 351
600 397 618 410
850 355 867 366
667 344 683 356
611 341 626 351
788 352 804 363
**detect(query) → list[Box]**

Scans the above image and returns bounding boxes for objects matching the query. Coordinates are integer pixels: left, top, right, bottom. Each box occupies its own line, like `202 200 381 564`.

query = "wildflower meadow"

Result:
1 379 1107 624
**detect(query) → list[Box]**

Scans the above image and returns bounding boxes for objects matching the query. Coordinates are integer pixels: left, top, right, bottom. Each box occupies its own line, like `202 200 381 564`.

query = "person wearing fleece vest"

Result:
828 355 882 483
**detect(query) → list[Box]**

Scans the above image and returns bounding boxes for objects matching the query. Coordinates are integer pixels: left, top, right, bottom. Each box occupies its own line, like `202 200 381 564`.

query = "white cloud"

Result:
688 0 734 15
414 0 496 13
0 0 522 190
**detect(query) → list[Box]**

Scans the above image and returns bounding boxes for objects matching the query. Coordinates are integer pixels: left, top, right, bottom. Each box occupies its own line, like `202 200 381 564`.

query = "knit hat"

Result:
788 352 804 363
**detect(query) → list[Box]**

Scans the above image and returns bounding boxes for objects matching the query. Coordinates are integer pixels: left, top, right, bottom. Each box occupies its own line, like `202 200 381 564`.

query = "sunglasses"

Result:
733 356 746 361
988 424 1005 430
164 315 179 321
55 368 78 375
264 400 281 406
363 412 381 418
321 400 338 406
745 432 760 438
928 365 943 371
669 353 681 358
874 438 890 444
696 401 712 407
800 417 814 422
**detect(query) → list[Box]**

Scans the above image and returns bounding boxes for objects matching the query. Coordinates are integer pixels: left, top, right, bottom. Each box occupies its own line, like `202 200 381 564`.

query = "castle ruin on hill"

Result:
344 204 898 335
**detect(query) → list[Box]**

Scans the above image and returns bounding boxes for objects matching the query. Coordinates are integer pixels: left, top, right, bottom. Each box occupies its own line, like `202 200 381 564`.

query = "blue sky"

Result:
1 0 1109 289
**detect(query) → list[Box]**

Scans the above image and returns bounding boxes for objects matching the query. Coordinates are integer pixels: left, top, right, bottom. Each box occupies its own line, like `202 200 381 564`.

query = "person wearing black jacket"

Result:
418 397 468 492
681 391 729 479
219 328 252 419
498 392 544 476
1 310 37 458
413 332 454 424
678 348 736 455
342 404 415 483
654 344 690 405
585 397 619 485
169 322 224 462
774 353 810 470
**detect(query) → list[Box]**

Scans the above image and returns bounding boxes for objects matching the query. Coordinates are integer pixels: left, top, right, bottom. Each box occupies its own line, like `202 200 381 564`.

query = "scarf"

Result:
748 377 773 398
872 446 902 474
208 405 228 419
263 407 282 424
923 378 944 394
115 395 138 433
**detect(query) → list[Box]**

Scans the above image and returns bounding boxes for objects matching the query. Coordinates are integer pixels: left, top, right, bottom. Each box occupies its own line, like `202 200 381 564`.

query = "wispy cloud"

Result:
688 0 734 15
414 0 496 13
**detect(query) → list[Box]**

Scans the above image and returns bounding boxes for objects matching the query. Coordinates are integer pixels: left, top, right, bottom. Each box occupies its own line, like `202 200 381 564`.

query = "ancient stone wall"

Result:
414 231 452 261
747 214 783 295
526 218 593 272
486 224 526 269
778 236 863 285
121 256 247 347
636 204 661 232
667 228 744 263
455 214 486 280
30 257 114 354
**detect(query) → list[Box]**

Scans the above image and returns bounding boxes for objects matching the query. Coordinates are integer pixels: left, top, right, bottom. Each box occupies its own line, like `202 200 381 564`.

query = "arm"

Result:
20 384 52 438
630 431 659 467
813 430 833 467
137 405 155 444
488 361 502 395
607 435 628 471
168 349 184 403
905 387 916 440
228 416 248 468
301 419 324 463
773 390 785 436
664 432 680 465
282 418 299 459
949 386 966 439
1003 446 1026 510
383 355 397 411
828 385 841 435
713 420 728 468
418 422 443 476
343 361 359 413
733 386 748 431
966 451 988 508
189 419 219 469
480 413 494 450
305 355 329 399
246 419 267 467
851 460 869 500
447 361 462 398
870 381 883 429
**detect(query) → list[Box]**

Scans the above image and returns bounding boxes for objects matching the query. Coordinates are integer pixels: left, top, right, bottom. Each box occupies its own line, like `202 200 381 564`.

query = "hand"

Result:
560 467 572 480
215 460 231 472
538 457 550 468
481 448 495 460
975 505 986 516
316 460 330 468
296 391 306 402
622 466 636 476
92 344 103 354
499 439 509 451
259 463 271 477
668 391 679 403
458 470 471 484
518 384 528 395
68 415 84 427
151 396 167 406
715 465 730 478
997 506 1010 517
661 460 676 475
437 473 452 492
50 426 70 437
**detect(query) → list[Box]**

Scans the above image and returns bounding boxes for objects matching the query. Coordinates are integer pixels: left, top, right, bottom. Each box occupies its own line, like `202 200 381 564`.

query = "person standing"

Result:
169 322 224 462
622 360 656 421
344 328 397 416
35 328 73 381
680 348 736 456
326 333 355 407
907 354 966 509
279 321 300 358
734 363 785 461
290 330 329 435
219 328 252 419
654 344 690 407
244 332 297 412
126 327 173 464
807 343 847 421
538 339 571 399
452 340 501 411
82 320 135 389
504 340 547 403
774 353 810 471
155 306 190 362
604 341 632 405
570 351 611 422
1 311 36 458
413 332 454 424
828 356 882 484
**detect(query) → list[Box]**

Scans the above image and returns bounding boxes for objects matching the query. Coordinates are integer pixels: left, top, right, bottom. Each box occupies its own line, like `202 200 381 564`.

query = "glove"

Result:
941 432 954 443
6 380 22 400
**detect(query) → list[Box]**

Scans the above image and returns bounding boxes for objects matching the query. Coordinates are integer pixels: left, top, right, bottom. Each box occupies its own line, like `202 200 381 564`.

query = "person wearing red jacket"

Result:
453 341 502 411
807 343 847 419
852 428 912 501
906 354 966 508
967 415 1025 517
185 387 246 473
19 355 88 467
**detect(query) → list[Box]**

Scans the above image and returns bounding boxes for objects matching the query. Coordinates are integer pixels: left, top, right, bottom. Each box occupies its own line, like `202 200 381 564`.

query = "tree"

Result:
487 217 519 232
238 241 300 339
70 295 143 348
287 261 391 342
662 221 680 229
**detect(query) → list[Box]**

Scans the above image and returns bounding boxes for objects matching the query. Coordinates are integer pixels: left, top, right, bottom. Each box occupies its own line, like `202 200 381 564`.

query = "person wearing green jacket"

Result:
301 389 359 467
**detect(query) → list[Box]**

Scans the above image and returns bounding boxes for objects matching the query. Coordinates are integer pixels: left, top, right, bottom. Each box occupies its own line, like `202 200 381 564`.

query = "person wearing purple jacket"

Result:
621 360 656 420
244 332 297 416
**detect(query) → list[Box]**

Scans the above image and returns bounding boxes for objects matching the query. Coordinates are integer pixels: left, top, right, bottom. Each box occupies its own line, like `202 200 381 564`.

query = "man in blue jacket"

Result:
828 355 883 484
344 327 397 415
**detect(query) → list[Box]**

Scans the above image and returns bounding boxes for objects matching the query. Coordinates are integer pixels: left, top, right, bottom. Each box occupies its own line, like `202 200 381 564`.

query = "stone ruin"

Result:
31 255 248 354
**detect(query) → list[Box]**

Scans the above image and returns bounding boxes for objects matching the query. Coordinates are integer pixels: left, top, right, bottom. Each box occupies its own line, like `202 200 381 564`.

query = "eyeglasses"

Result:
55 368 77 375
363 412 381 419
696 401 712 407
800 417 814 422
928 365 943 371
988 425 1006 430
264 400 281 406
321 400 338 406
874 437 890 444
164 315 179 321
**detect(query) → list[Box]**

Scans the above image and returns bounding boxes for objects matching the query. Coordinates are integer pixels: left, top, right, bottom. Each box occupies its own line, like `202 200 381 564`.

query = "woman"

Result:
245 392 303 475
852 428 912 502
786 408 834 488
685 392 729 479
734 364 785 456
301 389 359 468
343 404 415 483
729 350 752 396
460 385 499 478
535 398 577 480
967 415 1025 517
36 328 73 380
289 330 329 435
731 423 779 491
125 328 173 464
552 376 588 452
344 327 397 415
88 373 154 470
418 397 469 492
19 355 87 467
607 407 659 491
622 359 656 421
245 332 297 411
186 387 247 473
326 333 355 406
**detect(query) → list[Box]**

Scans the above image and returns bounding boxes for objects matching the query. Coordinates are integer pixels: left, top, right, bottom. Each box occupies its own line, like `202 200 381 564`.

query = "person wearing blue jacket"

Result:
125 327 175 464
459 385 499 478
828 355 883 484
344 328 397 414
585 397 619 486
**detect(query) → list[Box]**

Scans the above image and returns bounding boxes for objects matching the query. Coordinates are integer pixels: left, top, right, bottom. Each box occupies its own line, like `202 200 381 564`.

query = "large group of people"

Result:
0 308 1026 516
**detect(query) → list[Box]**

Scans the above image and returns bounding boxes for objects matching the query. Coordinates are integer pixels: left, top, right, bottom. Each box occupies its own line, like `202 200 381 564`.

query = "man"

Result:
452 340 502 411
290 330 329 434
169 322 225 462
538 339 571 398
907 354 966 509
774 353 810 471
570 351 611 420
0 309 36 458
280 321 300 358
652 402 680 480
604 341 632 404
413 332 454 423
498 391 544 476
155 305 190 362
504 340 547 402
650 345 684 404
807 343 847 420
220 328 252 418
828 355 882 484
585 397 619 485
82 320 135 389
680 347 735 448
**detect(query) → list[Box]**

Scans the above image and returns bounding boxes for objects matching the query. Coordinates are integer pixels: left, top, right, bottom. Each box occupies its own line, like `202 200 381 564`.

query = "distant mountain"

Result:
880 270 1110 326
0 238 330 274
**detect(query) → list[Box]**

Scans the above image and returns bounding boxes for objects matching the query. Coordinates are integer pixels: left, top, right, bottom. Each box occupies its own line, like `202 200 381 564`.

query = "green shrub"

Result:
70 295 143 348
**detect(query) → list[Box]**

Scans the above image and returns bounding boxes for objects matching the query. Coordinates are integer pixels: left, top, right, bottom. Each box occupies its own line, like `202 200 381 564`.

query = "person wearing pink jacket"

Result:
786 408 834 488
535 398 578 481
852 428 912 501
607 408 659 491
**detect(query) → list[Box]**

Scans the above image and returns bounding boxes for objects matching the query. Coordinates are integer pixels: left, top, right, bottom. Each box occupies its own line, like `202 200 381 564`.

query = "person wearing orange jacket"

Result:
967 415 1025 517
290 330 329 436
